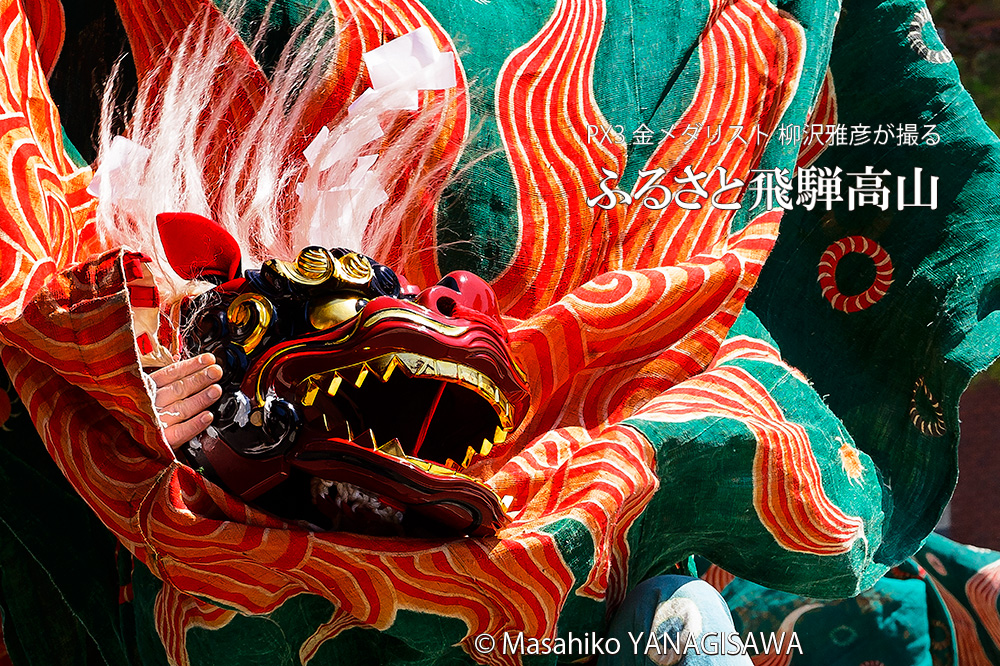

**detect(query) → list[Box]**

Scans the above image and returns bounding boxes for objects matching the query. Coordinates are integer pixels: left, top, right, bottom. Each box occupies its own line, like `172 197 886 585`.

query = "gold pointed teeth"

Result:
376 438 406 458
298 372 345 403
297 352 517 430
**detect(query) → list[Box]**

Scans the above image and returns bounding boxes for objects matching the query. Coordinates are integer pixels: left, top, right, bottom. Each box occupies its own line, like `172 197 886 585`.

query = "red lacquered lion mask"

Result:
159 212 530 537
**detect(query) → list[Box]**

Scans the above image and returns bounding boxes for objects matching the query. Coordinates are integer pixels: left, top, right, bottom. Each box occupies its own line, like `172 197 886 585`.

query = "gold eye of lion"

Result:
309 297 367 330
268 249 374 288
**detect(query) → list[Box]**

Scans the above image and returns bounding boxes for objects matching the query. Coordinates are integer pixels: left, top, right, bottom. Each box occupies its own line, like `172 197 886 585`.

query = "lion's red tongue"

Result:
412 381 446 458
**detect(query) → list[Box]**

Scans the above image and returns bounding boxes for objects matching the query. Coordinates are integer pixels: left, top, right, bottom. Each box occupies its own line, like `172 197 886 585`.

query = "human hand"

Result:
150 354 223 449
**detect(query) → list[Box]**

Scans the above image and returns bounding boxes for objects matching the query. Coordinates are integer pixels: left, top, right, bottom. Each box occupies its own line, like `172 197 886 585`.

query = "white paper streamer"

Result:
347 86 419 116
302 120 384 174
297 27 457 249
347 27 456 116
362 26 456 91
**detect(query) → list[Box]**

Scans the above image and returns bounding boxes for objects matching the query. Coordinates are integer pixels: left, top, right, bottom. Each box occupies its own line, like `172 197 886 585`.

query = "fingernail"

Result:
206 365 223 381
208 385 222 400
200 412 213 425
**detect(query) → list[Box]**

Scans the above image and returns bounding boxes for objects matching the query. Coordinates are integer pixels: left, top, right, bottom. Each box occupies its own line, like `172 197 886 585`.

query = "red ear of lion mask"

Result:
156 212 242 283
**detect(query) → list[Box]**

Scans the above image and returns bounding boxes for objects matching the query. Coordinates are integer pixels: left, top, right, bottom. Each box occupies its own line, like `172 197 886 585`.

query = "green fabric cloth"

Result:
710 533 1000 666
749 0 1000 567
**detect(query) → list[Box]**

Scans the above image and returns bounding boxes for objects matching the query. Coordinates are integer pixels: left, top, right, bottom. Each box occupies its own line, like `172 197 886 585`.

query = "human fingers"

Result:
150 353 215 389
157 383 223 427
163 410 215 450
153 359 223 408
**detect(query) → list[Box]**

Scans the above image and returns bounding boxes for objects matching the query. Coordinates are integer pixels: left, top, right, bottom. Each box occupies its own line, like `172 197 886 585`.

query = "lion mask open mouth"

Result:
163 215 530 537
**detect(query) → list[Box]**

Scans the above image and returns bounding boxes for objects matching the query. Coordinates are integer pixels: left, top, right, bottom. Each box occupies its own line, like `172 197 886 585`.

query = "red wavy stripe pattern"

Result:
0 0 852 662
22 0 63 76
490 0 804 318
299 610 364 665
504 212 780 445
613 0 805 273
796 68 836 169
631 335 866 556
489 0 626 317
155 584 238 666
0 259 658 663
700 564 736 593
484 0 803 460
0 0 98 320
966 559 1000 651
928 573 995 666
